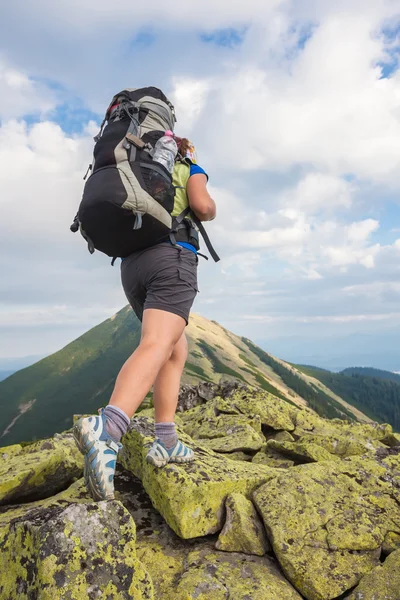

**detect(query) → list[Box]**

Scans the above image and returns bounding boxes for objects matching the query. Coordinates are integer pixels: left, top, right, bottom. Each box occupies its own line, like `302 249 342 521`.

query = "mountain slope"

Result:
0 307 373 446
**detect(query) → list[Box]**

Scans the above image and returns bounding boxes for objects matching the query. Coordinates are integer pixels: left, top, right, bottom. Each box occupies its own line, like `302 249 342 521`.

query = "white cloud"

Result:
347 219 379 243
2 0 400 358
181 10 400 187
0 58 56 119
171 77 211 134
0 119 94 244
281 173 354 213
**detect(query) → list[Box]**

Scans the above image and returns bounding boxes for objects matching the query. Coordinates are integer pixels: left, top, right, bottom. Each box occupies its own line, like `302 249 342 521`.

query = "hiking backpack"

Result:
71 86 220 262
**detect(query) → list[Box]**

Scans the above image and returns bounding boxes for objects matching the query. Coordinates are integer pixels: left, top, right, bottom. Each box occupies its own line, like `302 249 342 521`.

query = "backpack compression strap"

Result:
192 216 220 262
170 209 220 262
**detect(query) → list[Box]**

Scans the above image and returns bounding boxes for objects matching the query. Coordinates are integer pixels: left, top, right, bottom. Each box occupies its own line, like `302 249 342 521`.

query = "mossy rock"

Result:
215 492 269 556
189 413 262 440
200 424 265 453
293 411 392 444
381 432 400 448
266 431 295 443
119 416 280 539
345 548 400 600
133 407 184 426
0 444 23 459
296 433 376 457
224 451 253 462
115 466 298 599
0 478 90 531
382 530 400 555
252 450 294 469
0 433 83 506
179 398 260 438
227 388 296 431
174 544 303 599
253 457 400 600
266 439 339 463
0 501 153 599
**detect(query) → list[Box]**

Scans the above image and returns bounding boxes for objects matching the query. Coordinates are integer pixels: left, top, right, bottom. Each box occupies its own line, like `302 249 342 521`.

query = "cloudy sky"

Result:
1 0 400 363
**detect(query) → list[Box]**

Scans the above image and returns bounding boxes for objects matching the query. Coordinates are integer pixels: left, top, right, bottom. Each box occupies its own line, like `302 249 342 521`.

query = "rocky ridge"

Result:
0 381 399 599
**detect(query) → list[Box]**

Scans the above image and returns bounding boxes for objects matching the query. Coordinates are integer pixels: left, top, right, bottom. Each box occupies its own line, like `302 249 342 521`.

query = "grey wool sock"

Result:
155 422 178 449
104 405 130 443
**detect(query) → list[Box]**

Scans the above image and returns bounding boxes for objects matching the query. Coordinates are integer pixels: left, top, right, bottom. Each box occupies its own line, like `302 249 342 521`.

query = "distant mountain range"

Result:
1 308 399 446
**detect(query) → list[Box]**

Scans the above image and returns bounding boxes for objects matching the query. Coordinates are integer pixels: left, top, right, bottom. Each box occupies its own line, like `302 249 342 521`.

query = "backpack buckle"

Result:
125 133 146 149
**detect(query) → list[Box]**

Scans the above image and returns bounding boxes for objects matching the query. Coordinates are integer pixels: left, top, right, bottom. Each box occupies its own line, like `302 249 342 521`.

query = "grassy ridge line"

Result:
241 338 357 421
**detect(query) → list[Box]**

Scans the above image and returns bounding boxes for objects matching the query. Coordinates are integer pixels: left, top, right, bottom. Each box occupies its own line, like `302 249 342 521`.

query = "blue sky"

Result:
1 0 400 368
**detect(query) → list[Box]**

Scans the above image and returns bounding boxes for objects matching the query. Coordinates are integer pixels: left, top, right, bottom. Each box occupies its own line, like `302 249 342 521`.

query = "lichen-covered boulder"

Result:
252 449 294 469
253 455 400 600
177 381 219 412
200 423 265 453
130 407 184 426
0 478 90 532
216 492 269 556
350 421 393 441
382 530 400 555
381 432 400 448
293 410 392 443
119 416 280 539
226 388 296 431
225 451 253 462
0 434 83 506
115 466 298 600
190 413 262 440
345 548 400 600
174 544 303 600
0 500 153 599
0 444 23 459
296 433 376 457
266 430 295 442
266 439 339 463
179 398 261 437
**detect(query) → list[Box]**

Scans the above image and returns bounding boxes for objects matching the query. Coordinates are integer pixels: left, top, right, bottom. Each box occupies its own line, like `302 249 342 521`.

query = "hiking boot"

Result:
73 409 122 501
146 438 195 468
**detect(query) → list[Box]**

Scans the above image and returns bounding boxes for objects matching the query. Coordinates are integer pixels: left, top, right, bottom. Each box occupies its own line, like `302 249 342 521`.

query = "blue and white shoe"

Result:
146 438 195 468
73 409 122 501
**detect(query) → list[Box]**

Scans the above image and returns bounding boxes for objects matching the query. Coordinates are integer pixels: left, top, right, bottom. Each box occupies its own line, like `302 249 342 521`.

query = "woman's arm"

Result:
187 174 216 222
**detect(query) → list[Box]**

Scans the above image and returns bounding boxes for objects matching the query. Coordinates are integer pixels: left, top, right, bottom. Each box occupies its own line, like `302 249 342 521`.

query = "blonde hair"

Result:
177 137 191 158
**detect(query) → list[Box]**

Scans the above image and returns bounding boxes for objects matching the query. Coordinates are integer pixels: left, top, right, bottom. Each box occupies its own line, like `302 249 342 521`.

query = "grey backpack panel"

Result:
73 87 177 258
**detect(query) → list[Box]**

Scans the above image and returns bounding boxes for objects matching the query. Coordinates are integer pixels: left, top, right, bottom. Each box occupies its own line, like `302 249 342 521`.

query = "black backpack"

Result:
71 86 219 262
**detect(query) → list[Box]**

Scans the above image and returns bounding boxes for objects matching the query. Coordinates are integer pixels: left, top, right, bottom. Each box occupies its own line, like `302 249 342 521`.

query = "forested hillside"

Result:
341 366 400 384
295 365 400 430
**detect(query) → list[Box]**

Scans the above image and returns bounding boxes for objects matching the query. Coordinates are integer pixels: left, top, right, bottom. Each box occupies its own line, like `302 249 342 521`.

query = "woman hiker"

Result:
73 138 216 501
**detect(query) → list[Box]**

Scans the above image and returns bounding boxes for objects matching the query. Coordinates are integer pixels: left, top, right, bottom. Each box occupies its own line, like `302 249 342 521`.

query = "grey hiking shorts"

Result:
121 243 198 324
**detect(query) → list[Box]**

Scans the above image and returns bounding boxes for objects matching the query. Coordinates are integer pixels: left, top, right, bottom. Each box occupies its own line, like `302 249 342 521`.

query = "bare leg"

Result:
108 309 186 418
153 333 188 423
